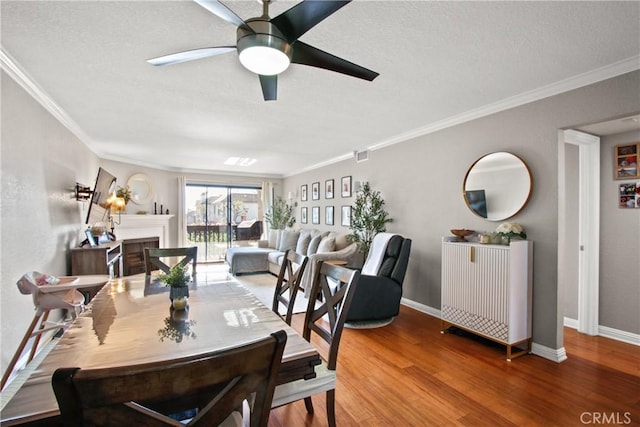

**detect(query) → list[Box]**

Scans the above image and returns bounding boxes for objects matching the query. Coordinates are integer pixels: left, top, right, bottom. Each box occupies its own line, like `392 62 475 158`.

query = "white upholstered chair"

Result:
271 261 360 427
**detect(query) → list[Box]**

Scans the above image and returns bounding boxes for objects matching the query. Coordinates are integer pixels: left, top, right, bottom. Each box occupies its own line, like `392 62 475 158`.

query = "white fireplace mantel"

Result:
115 214 175 248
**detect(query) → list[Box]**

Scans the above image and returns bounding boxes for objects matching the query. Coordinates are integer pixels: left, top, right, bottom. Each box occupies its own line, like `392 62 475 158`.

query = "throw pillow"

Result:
296 233 312 255
307 235 322 256
317 236 336 253
268 229 280 249
278 230 300 252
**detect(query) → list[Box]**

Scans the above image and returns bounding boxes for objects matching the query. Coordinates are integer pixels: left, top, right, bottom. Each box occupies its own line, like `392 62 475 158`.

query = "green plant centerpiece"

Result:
264 196 296 230
348 182 393 255
157 264 191 306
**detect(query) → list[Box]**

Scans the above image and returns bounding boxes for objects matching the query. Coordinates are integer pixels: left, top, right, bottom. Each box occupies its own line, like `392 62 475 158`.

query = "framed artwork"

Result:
325 206 334 225
325 179 334 199
312 206 320 224
618 181 640 208
615 143 639 180
341 176 352 198
341 205 351 227
301 184 308 202
312 182 320 200
301 207 308 223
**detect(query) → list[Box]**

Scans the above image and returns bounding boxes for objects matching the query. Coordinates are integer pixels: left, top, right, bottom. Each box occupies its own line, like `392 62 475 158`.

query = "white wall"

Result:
1 72 100 374
284 71 640 350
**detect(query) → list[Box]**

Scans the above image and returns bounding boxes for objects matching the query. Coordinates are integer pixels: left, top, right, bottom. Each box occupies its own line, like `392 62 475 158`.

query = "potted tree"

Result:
348 182 393 256
265 196 296 230
157 264 190 309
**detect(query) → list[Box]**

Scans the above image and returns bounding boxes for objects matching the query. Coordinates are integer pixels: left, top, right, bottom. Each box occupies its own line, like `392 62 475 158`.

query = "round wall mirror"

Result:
463 152 532 221
127 173 154 205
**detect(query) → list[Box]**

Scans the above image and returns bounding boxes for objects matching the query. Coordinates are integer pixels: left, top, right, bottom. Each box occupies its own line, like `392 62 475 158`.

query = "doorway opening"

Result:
184 184 263 263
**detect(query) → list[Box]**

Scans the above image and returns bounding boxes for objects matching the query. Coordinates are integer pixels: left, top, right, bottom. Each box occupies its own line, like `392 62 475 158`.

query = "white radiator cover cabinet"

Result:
441 239 533 345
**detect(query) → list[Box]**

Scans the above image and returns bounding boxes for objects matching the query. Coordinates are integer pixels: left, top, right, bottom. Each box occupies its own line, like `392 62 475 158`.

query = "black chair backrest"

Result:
304 262 360 370
144 247 198 276
377 236 411 286
52 330 287 427
272 250 309 325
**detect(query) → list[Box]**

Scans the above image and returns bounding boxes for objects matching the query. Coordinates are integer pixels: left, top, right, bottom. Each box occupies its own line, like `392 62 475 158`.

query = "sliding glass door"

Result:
185 185 263 263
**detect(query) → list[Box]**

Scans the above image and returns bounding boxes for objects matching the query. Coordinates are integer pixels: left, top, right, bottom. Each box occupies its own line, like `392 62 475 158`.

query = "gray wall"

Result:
599 131 640 334
1 72 100 374
284 71 640 350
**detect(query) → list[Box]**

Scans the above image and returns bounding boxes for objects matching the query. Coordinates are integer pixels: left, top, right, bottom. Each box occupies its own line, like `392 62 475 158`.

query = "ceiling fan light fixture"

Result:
239 45 290 75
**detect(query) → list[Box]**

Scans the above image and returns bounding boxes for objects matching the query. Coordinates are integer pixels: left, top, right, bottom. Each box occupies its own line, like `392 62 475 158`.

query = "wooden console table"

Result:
70 241 123 278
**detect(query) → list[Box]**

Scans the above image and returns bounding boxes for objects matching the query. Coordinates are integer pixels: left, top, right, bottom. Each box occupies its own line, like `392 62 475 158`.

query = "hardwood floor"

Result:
269 305 640 426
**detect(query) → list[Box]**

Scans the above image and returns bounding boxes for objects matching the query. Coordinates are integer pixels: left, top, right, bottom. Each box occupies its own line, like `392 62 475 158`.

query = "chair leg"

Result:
304 396 314 414
326 389 336 427
28 310 51 362
0 311 44 391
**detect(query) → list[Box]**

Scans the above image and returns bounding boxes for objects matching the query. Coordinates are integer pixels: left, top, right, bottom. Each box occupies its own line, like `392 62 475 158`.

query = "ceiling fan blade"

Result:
291 41 379 81
147 47 236 66
259 75 277 101
193 0 253 32
271 0 350 43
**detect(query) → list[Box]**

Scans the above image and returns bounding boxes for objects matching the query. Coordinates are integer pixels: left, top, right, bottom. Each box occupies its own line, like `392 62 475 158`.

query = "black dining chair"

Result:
272 250 309 325
271 261 360 427
52 330 287 427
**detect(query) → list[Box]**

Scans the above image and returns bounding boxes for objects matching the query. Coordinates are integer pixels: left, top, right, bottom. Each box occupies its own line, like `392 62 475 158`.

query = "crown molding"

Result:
0 47 98 155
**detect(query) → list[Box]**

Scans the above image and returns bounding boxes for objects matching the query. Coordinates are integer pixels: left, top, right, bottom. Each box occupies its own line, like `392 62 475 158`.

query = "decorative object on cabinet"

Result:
450 229 474 241
126 173 154 204
441 239 533 361
325 179 334 199
495 222 527 245
348 182 392 255
301 184 308 201
341 205 351 227
311 182 320 200
463 152 532 221
325 206 334 225
618 181 640 208
614 143 639 179
71 240 123 278
341 176 352 198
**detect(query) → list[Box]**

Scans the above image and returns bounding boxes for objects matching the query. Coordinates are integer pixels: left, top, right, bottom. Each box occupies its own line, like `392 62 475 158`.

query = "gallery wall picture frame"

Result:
341 176 352 198
615 143 639 180
312 206 320 224
301 207 308 223
301 184 308 202
618 181 640 208
341 205 351 227
312 182 320 200
325 179 334 199
325 206 334 225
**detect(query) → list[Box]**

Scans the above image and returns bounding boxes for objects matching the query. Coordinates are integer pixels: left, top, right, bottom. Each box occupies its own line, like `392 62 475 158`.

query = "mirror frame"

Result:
126 173 154 205
463 152 532 221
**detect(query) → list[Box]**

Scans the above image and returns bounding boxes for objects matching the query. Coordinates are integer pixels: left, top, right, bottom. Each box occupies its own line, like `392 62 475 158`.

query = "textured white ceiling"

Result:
2 1 639 177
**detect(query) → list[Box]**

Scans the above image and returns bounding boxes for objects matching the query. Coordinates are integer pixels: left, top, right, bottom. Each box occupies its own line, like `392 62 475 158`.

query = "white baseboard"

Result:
401 298 566 363
564 317 640 346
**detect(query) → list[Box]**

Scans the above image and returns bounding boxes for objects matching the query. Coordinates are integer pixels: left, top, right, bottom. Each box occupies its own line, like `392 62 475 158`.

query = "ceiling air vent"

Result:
355 150 369 163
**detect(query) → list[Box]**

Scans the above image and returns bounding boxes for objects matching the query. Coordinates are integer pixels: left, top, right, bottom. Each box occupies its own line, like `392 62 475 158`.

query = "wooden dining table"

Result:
0 273 321 426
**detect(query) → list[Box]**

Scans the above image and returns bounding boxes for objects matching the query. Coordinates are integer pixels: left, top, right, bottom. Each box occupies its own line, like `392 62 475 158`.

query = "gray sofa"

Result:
226 228 359 293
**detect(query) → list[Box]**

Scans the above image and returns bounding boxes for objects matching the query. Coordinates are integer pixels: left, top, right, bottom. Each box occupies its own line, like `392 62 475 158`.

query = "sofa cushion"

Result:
268 229 281 249
296 232 312 255
317 236 336 253
278 230 300 252
307 235 322 256
334 233 350 251
267 251 284 265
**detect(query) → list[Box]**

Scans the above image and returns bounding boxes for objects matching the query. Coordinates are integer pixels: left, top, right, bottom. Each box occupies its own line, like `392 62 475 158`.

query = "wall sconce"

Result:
75 183 93 201
287 191 298 207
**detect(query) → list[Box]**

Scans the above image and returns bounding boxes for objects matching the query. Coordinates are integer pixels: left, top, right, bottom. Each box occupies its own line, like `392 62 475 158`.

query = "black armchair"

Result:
346 233 411 324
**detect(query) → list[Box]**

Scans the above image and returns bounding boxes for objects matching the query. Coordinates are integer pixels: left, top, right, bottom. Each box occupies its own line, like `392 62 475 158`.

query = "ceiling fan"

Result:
147 0 379 101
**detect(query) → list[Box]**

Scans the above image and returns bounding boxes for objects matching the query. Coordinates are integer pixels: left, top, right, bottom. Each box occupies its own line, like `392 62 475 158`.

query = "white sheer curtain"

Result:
261 181 274 237
177 176 187 246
